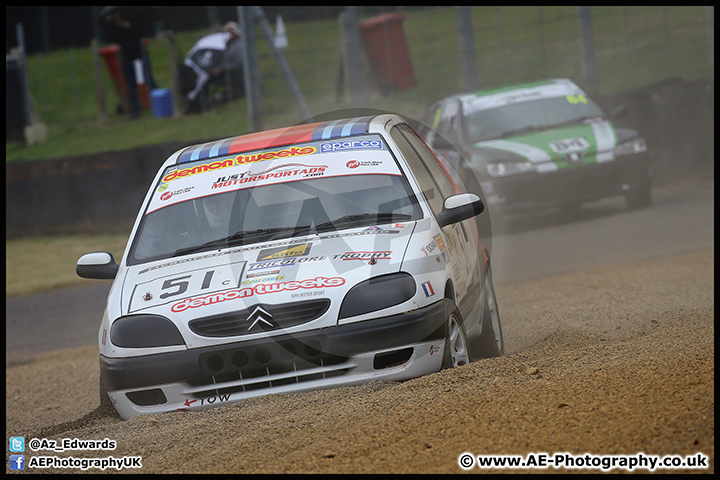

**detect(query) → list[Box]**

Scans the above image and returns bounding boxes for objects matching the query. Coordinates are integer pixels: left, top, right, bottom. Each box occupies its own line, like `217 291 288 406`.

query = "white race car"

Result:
77 114 503 420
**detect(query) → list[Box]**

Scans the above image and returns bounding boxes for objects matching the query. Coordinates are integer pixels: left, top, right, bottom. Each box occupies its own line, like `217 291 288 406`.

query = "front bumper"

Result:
474 154 651 215
102 300 449 419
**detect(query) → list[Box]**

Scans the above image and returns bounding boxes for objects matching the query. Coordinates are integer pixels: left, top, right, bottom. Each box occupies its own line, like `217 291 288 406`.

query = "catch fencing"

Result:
6 7 714 238
16 6 714 126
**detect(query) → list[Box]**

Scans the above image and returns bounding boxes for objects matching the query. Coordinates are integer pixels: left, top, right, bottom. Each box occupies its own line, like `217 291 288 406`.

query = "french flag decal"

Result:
421 281 435 297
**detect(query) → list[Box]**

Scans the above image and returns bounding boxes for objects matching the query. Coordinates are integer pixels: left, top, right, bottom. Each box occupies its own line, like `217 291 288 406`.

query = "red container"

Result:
359 12 416 93
99 44 151 110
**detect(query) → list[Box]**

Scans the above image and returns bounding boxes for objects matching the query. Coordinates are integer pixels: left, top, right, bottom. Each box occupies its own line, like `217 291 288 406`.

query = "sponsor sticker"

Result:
434 234 451 263
162 147 317 183
148 136 404 215
171 276 345 312
234 146 317 165
246 269 281 278
333 251 392 261
160 186 194 201
320 139 382 153
345 160 384 168
257 243 311 261
241 275 285 285
421 239 437 257
248 256 325 271
211 163 328 190
163 158 236 183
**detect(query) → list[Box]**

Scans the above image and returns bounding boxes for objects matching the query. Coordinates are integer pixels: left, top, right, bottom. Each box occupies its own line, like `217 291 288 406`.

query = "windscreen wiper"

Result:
497 117 603 138
541 116 604 131
298 213 414 236
497 124 547 139
171 227 299 257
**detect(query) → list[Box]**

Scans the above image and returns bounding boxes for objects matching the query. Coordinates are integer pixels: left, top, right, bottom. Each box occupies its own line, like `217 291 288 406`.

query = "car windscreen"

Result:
127 135 422 265
462 94 605 144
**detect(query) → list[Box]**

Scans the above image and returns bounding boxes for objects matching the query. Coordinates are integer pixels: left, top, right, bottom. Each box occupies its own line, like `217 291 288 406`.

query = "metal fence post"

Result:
252 6 312 121
41 6 52 52
163 31 182 118
662 7 672 77
207 6 221 29
496 8 506 84
238 6 263 132
457 7 478 91
426 9 436 94
707 6 714 68
69 47 80 119
538 7 547 78
344 7 366 106
578 6 599 95
15 24 33 127
92 38 107 122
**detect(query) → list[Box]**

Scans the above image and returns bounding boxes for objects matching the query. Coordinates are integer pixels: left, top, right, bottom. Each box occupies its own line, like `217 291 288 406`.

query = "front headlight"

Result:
110 315 186 348
338 273 416 319
614 138 647 157
487 162 535 177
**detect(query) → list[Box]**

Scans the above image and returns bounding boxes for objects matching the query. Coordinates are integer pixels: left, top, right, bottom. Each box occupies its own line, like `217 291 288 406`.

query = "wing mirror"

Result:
436 193 484 228
76 251 119 279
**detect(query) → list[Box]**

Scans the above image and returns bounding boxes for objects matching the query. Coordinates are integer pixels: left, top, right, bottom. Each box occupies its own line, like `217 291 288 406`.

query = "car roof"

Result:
174 114 404 165
435 78 587 115
444 78 581 102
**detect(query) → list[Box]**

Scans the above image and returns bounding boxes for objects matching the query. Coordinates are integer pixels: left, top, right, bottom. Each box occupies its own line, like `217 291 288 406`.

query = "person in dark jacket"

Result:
103 9 157 119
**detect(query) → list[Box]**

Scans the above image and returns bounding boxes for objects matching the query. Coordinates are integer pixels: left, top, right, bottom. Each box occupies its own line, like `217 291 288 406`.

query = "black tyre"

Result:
99 377 111 406
442 304 470 369
476 267 504 358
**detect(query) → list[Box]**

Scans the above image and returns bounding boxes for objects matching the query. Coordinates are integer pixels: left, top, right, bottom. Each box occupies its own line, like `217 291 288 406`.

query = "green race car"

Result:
421 79 652 220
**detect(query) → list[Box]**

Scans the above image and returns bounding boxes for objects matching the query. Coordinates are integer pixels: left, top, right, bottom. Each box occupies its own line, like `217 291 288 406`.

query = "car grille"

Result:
187 337 351 398
188 299 330 337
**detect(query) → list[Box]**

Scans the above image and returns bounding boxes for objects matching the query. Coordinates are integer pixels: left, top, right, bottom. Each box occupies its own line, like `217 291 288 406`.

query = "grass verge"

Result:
6 233 129 297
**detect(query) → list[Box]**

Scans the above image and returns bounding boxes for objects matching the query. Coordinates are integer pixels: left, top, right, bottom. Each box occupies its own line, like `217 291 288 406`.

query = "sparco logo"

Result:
321 139 382 152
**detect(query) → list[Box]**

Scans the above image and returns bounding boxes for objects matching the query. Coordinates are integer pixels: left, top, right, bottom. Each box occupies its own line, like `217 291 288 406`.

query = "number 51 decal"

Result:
128 262 246 313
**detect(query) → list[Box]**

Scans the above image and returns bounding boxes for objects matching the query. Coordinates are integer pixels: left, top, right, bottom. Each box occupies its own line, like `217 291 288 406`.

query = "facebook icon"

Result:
10 455 25 471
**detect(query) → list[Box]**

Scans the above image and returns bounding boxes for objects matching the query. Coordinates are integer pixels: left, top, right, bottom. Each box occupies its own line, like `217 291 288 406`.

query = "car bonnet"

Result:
118 125 426 339
119 224 416 334
460 79 619 169
472 120 618 169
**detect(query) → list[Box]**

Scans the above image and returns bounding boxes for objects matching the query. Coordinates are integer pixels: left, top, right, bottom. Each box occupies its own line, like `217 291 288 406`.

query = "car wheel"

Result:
442 306 470 369
476 267 504 358
625 176 652 210
99 378 111 406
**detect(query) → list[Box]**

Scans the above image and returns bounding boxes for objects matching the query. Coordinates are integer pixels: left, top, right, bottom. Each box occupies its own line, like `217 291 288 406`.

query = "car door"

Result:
389 123 484 325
